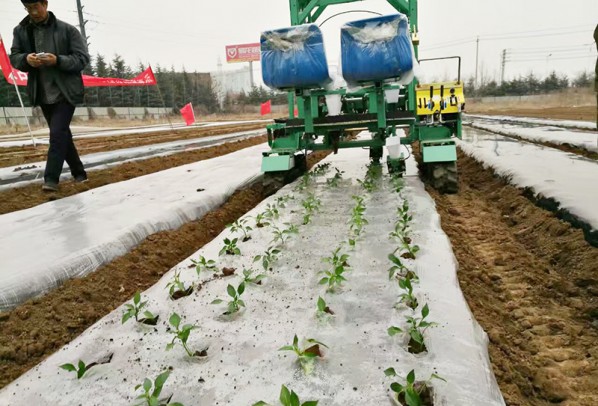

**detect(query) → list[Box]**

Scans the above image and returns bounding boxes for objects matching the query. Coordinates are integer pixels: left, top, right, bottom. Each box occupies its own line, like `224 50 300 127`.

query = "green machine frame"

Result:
262 0 462 193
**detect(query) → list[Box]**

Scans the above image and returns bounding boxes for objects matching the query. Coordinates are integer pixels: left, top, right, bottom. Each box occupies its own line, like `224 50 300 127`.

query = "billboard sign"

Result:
225 43 261 63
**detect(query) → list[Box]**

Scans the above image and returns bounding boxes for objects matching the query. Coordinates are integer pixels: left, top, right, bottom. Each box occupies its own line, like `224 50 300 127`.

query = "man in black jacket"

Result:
10 0 90 192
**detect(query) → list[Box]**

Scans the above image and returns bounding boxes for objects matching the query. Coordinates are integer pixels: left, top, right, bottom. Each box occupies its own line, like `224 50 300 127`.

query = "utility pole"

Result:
75 0 89 49
500 49 507 85
474 36 479 88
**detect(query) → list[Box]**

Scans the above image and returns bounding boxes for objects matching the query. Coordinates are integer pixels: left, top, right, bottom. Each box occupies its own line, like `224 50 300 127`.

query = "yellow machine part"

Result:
416 81 465 116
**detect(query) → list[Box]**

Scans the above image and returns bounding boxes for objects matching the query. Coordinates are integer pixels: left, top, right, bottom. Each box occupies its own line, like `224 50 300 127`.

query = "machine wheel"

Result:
424 161 458 194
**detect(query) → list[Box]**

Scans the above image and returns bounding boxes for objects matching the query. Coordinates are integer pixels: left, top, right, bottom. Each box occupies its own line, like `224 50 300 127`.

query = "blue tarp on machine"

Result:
261 24 330 90
341 14 414 83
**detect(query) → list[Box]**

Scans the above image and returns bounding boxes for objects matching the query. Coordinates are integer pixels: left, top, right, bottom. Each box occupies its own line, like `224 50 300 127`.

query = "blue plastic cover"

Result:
261 24 330 90
341 14 414 83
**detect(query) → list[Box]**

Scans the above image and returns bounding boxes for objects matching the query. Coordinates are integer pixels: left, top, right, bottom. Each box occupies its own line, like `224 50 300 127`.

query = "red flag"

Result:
0 35 157 87
0 35 27 86
260 100 272 116
180 102 195 126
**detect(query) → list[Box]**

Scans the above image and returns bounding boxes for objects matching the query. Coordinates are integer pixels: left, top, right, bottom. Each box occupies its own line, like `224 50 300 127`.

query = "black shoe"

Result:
74 174 88 183
42 182 59 192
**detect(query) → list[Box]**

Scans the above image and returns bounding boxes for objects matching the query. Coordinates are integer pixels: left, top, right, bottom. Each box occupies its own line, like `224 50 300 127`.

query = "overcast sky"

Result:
1 0 597 84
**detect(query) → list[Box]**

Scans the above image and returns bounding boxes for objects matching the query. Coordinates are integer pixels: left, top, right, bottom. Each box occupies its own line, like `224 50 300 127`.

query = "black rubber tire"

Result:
425 162 459 194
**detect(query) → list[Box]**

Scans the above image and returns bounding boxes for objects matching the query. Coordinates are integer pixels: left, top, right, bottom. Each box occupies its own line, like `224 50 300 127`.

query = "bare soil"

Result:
428 151 598 406
0 122 266 168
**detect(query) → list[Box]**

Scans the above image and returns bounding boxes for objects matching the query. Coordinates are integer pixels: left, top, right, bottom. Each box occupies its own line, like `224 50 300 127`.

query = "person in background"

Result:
10 0 90 192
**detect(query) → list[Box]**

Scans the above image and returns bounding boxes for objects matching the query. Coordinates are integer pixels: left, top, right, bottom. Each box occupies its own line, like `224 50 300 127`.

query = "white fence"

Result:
0 107 172 126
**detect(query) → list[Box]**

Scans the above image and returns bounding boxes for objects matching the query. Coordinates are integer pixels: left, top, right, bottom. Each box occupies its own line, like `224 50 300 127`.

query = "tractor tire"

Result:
427 162 459 194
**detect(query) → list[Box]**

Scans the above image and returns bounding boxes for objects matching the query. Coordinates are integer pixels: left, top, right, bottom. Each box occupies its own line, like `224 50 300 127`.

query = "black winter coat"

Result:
10 12 90 106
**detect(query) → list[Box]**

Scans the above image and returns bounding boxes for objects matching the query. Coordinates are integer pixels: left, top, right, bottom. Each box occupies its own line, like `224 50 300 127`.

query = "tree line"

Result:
466 70 594 97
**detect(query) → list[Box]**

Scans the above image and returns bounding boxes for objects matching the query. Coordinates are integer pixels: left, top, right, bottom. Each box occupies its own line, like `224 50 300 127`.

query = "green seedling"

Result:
253 384 319 406
243 268 267 285
319 248 350 291
387 253 418 281
384 368 445 406
319 266 348 291
396 239 420 260
254 212 271 228
347 238 356 248
356 177 376 193
275 195 293 208
279 334 328 374
166 270 193 299
323 247 350 270
388 304 435 354
134 370 184 406
211 282 246 315
190 255 217 278
295 172 315 191
312 162 331 176
301 194 322 225
397 277 418 310
316 296 334 316
253 246 281 271
326 168 344 187
391 200 413 240
391 175 405 193
226 218 253 241
122 291 158 325
166 312 199 357
349 203 368 236
271 224 298 245
59 360 90 379
219 237 241 256
263 203 280 220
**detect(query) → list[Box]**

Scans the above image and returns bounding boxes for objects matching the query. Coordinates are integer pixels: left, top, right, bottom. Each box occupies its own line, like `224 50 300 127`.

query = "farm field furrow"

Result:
428 151 598 406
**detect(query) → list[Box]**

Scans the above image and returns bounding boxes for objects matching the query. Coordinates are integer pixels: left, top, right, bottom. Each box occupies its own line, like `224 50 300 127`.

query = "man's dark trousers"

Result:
40 101 86 184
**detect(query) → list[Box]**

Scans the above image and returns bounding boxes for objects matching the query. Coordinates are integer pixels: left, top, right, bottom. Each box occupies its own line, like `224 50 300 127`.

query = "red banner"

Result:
0 35 157 87
180 102 195 126
260 100 272 116
225 43 260 64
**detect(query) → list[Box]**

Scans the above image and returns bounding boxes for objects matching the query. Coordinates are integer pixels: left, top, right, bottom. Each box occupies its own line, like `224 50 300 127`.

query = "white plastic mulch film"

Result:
0 144 268 311
0 145 504 405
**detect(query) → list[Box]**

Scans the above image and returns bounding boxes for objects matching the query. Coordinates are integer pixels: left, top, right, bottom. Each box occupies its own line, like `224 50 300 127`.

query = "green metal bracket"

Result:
421 139 457 163
289 0 416 25
262 154 295 172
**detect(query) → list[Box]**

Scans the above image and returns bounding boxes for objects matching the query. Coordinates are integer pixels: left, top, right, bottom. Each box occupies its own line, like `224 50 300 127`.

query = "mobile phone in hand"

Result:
36 52 47 58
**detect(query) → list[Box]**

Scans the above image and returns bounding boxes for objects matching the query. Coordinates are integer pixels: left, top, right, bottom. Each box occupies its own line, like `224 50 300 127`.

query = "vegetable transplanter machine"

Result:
260 0 465 193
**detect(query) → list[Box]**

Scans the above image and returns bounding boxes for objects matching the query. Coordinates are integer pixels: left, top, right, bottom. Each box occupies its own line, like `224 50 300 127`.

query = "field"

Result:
0 103 596 405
